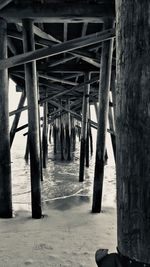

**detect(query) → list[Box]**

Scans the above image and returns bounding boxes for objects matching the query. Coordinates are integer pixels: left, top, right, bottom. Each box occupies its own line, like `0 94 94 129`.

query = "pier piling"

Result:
23 18 42 219
116 0 150 264
92 19 114 213
0 18 12 218
79 73 90 182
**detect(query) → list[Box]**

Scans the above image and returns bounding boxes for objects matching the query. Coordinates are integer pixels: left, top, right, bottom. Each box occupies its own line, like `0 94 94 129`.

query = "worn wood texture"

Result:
23 19 42 219
0 18 12 218
92 19 114 213
116 0 150 264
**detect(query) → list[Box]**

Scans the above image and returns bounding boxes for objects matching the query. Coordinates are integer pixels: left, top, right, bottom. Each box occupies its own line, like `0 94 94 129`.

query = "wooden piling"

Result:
65 100 71 161
92 19 114 213
53 120 57 154
79 73 90 182
86 121 90 168
71 117 76 152
24 135 29 162
108 96 116 162
42 90 48 168
89 109 93 156
85 80 91 168
0 18 12 218
49 124 52 144
10 91 26 147
116 1 150 264
60 117 64 160
23 19 42 219
111 69 116 124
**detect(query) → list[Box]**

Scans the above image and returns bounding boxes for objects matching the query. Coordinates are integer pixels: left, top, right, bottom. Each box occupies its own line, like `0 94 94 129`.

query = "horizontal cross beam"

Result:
0 28 115 70
0 3 115 23
0 0 13 10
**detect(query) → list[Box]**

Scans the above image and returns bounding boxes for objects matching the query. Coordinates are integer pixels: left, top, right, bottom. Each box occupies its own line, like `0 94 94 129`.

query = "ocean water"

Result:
11 131 116 214
9 80 116 215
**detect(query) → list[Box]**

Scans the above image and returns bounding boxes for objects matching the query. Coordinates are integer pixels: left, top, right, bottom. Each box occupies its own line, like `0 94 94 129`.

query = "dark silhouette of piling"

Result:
0 18 12 218
23 18 42 219
79 73 90 182
92 19 114 213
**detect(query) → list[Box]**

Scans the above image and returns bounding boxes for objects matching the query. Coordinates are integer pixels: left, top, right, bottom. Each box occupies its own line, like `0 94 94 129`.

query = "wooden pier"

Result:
0 0 150 265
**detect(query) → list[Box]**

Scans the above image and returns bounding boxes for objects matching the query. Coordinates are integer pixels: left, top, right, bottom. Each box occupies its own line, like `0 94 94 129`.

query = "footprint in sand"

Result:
24 259 34 265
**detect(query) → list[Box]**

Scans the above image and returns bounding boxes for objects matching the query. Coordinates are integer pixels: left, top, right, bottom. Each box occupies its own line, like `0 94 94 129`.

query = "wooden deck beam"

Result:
0 28 115 70
0 0 13 10
9 76 99 117
0 3 115 23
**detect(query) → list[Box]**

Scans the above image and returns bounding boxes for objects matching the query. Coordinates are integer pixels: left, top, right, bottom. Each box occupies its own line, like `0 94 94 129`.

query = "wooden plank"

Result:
23 18 42 219
0 18 12 218
0 28 115 70
0 3 115 23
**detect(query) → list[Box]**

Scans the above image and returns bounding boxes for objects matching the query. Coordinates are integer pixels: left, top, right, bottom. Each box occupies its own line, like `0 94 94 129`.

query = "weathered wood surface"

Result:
0 29 115 70
23 19 42 219
0 18 12 218
92 19 114 213
0 3 115 23
116 0 150 264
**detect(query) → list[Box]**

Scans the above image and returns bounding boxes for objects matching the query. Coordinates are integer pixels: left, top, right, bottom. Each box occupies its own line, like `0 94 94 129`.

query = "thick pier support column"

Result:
23 19 42 218
0 18 12 218
42 90 48 168
116 1 150 264
92 19 114 213
10 91 26 147
79 73 90 182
